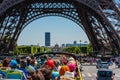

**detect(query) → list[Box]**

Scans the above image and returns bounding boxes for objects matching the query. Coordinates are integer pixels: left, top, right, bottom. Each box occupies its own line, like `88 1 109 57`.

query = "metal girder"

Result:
97 0 120 36
0 0 120 54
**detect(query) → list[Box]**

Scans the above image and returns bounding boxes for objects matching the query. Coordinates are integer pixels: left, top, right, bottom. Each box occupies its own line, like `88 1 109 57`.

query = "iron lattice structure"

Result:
0 0 120 54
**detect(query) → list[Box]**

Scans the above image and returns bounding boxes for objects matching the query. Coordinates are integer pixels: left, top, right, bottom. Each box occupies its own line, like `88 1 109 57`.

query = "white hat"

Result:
68 57 75 61
26 56 31 60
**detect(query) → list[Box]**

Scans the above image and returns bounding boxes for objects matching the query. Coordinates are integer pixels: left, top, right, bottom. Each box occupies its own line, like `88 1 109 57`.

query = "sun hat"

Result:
10 60 18 68
45 59 55 69
68 63 76 72
68 60 76 65
68 57 75 61
26 56 31 60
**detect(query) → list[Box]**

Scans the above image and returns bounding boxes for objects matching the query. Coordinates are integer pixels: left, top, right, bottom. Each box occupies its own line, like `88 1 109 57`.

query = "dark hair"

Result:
16 58 20 64
30 60 35 66
40 65 52 80
2 59 9 67
20 60 27 68
30 70 45 80
31 55 35 60
26 58 31 66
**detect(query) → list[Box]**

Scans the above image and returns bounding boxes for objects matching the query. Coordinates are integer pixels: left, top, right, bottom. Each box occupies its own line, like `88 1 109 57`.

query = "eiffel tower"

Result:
0 0 120 54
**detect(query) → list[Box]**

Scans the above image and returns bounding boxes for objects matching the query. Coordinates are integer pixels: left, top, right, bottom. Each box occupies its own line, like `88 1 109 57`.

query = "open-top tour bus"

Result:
33 52 83 80
0 52 83 80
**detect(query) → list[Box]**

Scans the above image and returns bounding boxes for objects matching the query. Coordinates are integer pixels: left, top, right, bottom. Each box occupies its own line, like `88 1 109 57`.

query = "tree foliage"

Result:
63 44 93 55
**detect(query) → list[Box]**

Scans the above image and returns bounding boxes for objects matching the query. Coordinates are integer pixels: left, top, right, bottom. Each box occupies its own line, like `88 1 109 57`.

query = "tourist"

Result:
6 59 27 80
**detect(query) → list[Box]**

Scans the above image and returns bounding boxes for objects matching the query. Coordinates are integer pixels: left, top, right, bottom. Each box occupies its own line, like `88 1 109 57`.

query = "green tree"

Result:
26 46 31 53
74 47 80 54
45 48 51 52
87 44 93 55
40 47 45 53
81 47 87 53
63 46 79 54
14 44 19 55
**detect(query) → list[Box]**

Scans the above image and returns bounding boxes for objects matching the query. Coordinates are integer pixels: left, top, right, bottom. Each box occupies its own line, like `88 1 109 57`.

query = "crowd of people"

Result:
0 54 82 80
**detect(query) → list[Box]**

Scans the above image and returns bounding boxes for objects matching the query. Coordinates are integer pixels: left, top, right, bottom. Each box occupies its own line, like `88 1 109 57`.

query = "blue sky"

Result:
17 16 89 46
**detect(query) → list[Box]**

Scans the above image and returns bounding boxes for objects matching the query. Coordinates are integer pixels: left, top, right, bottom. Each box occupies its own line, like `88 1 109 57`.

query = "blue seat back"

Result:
6 70 22 79
0 67 8 78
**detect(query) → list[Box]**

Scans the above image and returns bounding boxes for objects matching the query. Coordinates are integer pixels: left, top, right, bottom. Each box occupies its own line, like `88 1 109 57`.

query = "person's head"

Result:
67 63 76 72
68 60 76 64
30 60 36 66
59 65 70 76
62 59 67 65
45 59 55 69
30 70 45 80
10 59 18 68
62 56 66 59
20 60 27 68
68 57 75 62
2 59 9 67
31 55 37 63
40 65 52 80
16 58 21 64
31 55 35 60
26 56 31 65
54 60 60 67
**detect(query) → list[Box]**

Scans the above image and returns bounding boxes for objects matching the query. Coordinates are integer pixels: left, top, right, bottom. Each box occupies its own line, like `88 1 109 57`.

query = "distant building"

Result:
52 44 62 52
45 32 50 46
64 41 87 47
61 44 65 47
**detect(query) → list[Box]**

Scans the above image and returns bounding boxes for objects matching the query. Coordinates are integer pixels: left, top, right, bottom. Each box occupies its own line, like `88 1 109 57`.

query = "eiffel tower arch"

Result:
0 0 120 54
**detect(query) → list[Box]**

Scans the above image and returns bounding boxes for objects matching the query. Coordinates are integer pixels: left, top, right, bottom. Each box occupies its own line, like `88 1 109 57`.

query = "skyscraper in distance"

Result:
45 32 50 46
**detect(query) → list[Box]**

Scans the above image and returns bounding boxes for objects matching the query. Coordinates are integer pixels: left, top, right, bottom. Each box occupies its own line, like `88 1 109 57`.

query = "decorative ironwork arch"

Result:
23 3 82 29
0 0 120 54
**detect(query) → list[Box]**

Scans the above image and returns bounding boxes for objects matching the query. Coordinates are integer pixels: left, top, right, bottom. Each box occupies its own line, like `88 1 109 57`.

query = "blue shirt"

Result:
19 68 29 77
52 71 60 80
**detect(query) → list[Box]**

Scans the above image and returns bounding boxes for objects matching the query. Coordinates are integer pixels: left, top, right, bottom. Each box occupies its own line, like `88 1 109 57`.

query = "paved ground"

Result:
81 63 120 80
